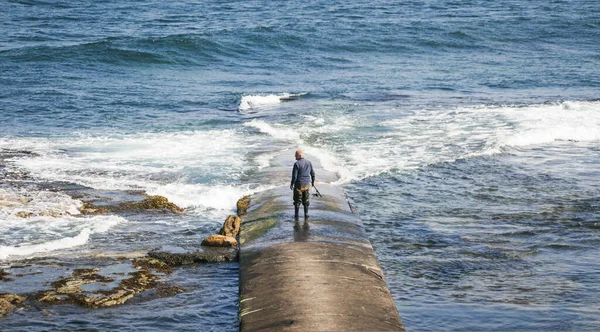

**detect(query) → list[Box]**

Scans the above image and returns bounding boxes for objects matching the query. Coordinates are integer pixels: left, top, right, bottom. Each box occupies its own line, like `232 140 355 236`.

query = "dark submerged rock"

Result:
37 257 181 309
131 257 172 274
0 269 13 282
148 248 238 266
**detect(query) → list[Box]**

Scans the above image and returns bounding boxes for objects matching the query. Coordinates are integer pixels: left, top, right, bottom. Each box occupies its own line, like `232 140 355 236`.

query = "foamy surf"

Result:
151 182 274 214
3 129 248 196
244 119 301 141
301 100 600 185
239 93 307 111
0 215 125 260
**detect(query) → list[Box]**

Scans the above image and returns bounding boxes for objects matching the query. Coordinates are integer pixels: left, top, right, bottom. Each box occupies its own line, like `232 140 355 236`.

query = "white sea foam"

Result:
150 183 247 211
0 229 91 260
297 100 600 184
0 215 125 260
4 129 246 191
499 101 600 147
239 93 306 111
0 188 82 219
244 119 301 141
255 151 276 169
0 128 260 225
2 100 598 213
159 183 276 219
300 146 354 184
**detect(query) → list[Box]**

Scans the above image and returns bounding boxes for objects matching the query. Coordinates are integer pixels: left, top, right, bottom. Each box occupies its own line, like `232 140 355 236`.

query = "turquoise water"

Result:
1 0 599 330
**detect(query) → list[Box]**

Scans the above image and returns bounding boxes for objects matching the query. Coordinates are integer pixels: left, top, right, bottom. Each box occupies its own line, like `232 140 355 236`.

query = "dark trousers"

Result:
293 183 311 206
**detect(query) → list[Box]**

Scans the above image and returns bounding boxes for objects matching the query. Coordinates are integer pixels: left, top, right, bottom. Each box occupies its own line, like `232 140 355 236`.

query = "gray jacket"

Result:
291 158 315 186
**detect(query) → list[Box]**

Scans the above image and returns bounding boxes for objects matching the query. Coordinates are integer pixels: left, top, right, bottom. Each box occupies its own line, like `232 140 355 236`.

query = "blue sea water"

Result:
1 0 599 331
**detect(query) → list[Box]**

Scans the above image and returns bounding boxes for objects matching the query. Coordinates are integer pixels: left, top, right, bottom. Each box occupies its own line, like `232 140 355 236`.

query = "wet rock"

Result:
39 210 64 217
237 195 251 216
78 201 110 215
39 268 115 304
201 234 237 247
79 195 183 215
0 269 13 282
55 269 113 291
37 261 175 309
0 294 26 317
220 215 241 237
131 257 172 274
0 149 40 158
80 289 135 308
120 195 184 213
0 196 31 208
154 285 186 297
148 248 239 265
16 211 34 218
16 210 72 218
79 270 158 308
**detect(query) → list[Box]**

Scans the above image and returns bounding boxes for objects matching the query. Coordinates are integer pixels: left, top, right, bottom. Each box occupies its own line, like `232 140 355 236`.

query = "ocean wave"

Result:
1 34 239 66
0 229 91 261
499 101 600 147
157 183 277 219
238 93 307 111
0 215 124 261
285 100 600 185
244 119 301 141
0 129 252 219
300 146 354 185
2 40 172 65
0 188 81 219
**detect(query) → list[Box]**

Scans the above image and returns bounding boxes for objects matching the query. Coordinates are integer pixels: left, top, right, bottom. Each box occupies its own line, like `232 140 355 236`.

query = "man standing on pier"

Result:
290 149 315 220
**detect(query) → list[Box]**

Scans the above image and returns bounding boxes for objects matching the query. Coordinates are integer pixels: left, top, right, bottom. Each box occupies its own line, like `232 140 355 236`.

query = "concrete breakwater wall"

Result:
238 151 404 331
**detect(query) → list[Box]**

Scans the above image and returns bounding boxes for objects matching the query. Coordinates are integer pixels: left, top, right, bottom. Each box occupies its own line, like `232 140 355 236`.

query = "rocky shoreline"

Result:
0 149 247 317
0 210 244 316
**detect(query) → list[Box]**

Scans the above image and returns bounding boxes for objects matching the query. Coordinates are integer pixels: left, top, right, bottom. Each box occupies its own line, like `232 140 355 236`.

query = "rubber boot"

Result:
303 205 309 220
294 204 300 219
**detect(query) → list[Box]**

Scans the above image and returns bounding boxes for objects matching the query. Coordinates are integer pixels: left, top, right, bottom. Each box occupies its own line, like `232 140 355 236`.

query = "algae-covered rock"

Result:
1 256 187 312
80 289 135 308
148 249 239 265
132 257 172 274
38 263 170 308
78 201 110 215
201 234 237 247
0 294 26 317
237 195 251 216
16 210 72 218
220 215 241 237
79 270 158 308
79 195 183 215
39 268 115 304
122 196 184 213
52 268 113 294
0 269 13 282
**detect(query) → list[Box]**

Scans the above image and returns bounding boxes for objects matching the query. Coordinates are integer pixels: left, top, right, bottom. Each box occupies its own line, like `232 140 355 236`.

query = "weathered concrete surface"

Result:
239 150 404 331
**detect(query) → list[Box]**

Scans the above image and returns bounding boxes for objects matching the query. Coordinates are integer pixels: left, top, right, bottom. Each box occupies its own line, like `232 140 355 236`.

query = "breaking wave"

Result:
238 93 307 111
0 215 125 261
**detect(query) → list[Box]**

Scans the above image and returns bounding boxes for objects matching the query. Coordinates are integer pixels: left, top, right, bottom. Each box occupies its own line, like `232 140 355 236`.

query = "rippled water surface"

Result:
1 0 599 330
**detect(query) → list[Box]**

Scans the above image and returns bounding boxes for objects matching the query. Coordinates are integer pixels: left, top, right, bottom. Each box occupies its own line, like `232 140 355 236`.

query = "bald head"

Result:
295 149 304 160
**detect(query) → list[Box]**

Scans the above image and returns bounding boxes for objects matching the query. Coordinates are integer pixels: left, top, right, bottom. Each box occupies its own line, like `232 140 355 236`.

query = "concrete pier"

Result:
238 151 404 331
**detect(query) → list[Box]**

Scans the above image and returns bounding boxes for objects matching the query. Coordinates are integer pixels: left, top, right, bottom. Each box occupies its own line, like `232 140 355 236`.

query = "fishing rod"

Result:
313 185 323 197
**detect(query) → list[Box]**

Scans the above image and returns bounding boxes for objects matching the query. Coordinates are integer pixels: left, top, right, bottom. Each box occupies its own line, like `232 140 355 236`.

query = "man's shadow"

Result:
293 218 310 242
